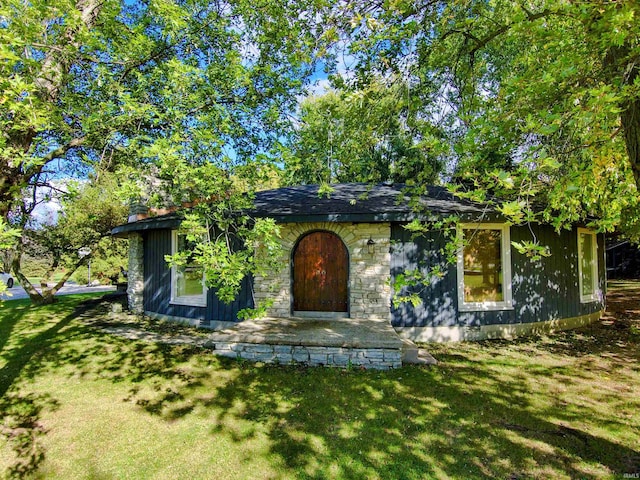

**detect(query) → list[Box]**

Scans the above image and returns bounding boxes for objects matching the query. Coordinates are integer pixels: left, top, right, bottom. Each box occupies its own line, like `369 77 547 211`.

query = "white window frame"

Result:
170 230 207 307
457 223 513 312
577 228 599 303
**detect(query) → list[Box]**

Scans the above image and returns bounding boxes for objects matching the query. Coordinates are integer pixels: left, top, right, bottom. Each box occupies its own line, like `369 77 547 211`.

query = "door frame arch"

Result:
290 230 350 318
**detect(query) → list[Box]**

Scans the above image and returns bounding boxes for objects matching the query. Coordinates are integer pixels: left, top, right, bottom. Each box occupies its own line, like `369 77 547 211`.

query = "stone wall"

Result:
253 222 391 320
210 341 402 370
127 232 144 314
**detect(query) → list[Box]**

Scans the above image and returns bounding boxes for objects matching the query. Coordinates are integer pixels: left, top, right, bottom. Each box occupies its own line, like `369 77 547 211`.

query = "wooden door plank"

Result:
293 231 348 313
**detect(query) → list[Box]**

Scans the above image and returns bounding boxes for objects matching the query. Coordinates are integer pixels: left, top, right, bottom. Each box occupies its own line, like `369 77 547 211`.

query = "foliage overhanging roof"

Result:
251 183 483 221
112 183 487 236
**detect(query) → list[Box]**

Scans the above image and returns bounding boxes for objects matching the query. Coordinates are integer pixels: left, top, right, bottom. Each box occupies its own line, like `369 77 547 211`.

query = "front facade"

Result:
254 221 391 320
114 184 605 342
390 222 604 341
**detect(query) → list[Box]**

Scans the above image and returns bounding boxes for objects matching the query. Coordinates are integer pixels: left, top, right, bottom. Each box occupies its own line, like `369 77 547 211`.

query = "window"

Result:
457 224 513 311
578 228 599 303
170 231 207 307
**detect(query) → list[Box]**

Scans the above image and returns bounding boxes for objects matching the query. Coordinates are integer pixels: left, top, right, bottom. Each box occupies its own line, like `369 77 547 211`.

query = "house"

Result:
112 183 605 343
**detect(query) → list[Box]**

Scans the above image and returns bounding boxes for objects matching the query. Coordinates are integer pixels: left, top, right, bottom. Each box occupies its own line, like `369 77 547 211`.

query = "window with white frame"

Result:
577 228 599 303
457 224 513 311
170 231 207 307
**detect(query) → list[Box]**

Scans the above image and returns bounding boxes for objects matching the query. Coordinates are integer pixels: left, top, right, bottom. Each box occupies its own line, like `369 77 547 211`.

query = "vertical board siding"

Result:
390 225 458 328
391 223 605 328
143 229 253 324
509 225 577 323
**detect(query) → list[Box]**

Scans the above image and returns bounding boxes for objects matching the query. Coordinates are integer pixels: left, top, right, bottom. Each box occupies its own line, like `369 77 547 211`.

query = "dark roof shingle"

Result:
112 183 487 236
251 183 483 221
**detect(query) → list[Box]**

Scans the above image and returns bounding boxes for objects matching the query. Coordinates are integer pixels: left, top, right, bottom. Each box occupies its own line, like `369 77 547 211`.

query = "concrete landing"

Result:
206 317 404 349
204 317 408 369
102 310 437 369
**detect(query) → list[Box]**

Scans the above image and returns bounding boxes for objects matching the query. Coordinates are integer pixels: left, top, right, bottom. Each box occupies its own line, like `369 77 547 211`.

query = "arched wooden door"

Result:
293 231 348 314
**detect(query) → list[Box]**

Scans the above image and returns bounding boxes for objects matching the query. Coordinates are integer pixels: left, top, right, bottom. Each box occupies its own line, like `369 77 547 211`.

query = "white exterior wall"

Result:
253 222 391 320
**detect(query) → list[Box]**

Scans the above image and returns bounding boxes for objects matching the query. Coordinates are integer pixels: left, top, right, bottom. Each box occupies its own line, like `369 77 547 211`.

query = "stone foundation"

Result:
254 222 391 319
208 341 402 369
127 232 144 314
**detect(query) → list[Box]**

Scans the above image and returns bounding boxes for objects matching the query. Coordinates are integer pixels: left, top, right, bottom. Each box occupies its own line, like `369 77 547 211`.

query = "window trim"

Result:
577 228 599 303
457 223 513 312
170 230 207 307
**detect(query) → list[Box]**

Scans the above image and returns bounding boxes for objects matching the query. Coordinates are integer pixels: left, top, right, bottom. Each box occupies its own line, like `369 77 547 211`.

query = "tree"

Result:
286 81 446 185
1 0 325 217
0 219 20 296
71 236 128 285
1 0 330 305
11 173 127 305
326 0 640 237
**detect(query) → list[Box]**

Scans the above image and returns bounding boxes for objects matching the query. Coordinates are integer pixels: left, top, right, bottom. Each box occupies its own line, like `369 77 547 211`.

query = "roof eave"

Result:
111 216 182 237
111 208 504 237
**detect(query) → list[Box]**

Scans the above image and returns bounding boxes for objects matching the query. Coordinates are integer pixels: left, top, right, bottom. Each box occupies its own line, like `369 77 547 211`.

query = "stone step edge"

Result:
401 338 438 365
208 341 402 370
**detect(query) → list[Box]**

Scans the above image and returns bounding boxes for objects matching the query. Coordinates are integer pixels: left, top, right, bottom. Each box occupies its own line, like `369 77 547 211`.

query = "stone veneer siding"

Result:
254 222 391 320
209 342 402 370
127 232 144 314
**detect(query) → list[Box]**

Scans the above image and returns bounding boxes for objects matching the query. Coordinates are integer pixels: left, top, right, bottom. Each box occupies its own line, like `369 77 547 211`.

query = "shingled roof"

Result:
112 183 487 236
251 183 483 222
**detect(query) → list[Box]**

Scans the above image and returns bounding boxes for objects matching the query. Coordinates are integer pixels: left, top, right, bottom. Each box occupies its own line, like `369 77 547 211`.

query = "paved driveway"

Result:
0 283 117 301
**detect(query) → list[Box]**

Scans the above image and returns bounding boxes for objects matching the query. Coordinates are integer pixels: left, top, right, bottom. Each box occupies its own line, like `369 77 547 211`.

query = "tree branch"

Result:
35 0 105 101
39 137 86 164
48 255 88 296
440 6 564 63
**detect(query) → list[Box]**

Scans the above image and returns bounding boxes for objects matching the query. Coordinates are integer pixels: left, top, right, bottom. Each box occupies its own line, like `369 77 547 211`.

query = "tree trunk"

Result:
11 256 48 305
620 87 640 190
47 258 88 297
12 250 88 306
603 43 640 191
0 166 26 221
0 0 103 221
41 257 60 287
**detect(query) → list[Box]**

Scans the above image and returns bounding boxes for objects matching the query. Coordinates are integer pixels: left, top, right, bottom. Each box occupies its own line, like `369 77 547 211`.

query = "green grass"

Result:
1 289 639 479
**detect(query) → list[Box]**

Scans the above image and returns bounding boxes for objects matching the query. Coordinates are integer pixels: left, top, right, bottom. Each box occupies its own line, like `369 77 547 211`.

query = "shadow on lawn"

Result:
111 319 639 477
197 360 639 479
0 298 100 478
179 289 639 478
2 291 640 479
0 296 211 478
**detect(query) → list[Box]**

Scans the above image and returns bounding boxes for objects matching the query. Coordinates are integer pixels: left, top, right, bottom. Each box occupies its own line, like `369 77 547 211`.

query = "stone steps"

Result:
202 317 437 370
207 341 402 370
102 311 437 370
401 338 438 365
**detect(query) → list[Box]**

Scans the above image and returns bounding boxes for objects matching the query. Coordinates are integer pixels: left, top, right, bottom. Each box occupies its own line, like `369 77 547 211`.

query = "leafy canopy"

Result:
1 0 330 305
325 0 640 237
286 80 446 185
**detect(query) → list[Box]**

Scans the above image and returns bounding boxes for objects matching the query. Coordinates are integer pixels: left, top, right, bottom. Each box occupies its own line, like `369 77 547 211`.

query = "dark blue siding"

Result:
390 226 459 328
143 229 253 324
391 223 605 328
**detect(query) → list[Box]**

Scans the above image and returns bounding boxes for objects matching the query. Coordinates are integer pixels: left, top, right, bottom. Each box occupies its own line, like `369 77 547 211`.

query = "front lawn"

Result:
1 286 639 479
